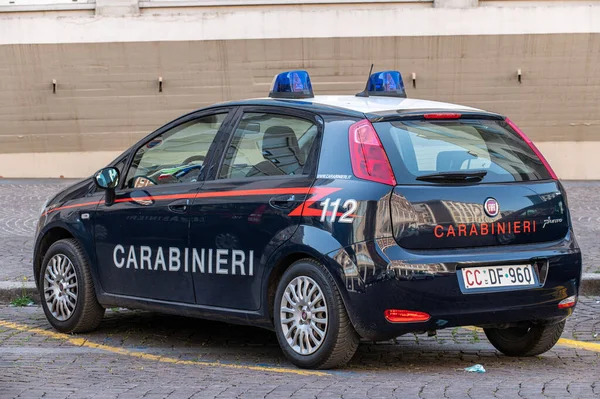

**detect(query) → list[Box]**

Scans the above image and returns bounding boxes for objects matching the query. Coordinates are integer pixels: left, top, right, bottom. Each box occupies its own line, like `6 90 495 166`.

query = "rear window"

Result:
373 119 552 184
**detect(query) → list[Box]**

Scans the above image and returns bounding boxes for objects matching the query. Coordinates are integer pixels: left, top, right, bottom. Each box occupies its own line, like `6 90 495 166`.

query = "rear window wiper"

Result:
416 170 487 183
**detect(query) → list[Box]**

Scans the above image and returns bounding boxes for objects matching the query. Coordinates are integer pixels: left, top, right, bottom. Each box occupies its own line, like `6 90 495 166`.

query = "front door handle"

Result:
168 199 190 214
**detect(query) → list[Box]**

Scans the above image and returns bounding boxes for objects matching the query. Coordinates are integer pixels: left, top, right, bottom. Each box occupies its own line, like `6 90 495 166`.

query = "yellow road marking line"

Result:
463 326 600 353
555 337 600 352
0 320 330 377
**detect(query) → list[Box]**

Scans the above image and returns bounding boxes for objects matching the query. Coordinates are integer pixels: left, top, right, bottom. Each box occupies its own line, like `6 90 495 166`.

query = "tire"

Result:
273 258 359 369
484 321 565 357
39 238 105 333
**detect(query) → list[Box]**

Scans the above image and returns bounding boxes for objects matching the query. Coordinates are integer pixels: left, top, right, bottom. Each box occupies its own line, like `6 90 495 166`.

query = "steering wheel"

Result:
183 155 205 165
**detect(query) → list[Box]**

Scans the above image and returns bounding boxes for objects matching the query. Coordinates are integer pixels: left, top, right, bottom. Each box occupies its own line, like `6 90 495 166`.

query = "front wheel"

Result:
39 239 105 333
484 321 565 357
273 259 359 369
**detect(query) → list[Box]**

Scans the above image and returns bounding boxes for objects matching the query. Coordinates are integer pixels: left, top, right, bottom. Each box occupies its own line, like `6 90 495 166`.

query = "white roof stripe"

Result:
287 95 483 114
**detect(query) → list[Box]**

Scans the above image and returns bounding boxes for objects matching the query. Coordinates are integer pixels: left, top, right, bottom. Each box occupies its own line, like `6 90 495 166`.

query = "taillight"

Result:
348 119 396 186
506 118 558 180
558 295 577 309
423 113 461 119
384 309 431 323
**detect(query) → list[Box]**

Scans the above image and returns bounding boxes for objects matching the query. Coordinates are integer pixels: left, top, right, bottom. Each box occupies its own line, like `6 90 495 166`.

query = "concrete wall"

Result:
0 0 599 179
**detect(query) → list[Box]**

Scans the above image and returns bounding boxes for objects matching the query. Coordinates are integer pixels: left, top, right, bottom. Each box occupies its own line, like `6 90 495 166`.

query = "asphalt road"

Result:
0 297 599 399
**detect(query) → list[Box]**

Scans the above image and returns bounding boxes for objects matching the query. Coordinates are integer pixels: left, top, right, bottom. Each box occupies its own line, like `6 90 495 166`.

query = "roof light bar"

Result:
268 70 314 99
357 70 407 98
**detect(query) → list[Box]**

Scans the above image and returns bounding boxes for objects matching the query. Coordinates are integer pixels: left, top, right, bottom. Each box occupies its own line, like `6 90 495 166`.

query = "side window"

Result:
125 113 227 188
113 156 128 179
219 112 318 179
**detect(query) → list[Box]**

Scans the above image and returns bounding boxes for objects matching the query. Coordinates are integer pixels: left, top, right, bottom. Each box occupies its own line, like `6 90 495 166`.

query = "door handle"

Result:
168 199 190 214
269 194 298 210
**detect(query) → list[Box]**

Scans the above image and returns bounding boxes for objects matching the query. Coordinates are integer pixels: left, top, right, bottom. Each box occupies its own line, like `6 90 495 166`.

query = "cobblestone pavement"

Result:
562 181 600 277
0 297 598 399
0 179 73 282
0 179 599 282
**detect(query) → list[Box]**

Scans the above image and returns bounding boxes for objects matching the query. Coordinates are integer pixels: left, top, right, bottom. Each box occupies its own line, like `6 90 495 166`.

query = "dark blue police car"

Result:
34 70 581 369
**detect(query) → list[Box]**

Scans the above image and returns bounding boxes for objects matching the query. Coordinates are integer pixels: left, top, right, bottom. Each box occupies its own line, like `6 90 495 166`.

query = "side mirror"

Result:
94 167 120 206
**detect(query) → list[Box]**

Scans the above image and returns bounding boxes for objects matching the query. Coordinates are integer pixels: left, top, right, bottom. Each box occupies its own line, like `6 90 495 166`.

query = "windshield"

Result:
373 119 552 184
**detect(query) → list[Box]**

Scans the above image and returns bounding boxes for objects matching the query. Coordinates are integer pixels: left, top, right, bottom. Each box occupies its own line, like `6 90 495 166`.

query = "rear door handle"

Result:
168 199 190 214
269 194 297 210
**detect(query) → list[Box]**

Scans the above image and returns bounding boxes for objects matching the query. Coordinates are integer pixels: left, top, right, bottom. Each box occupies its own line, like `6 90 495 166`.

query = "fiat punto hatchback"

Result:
34 70 581 369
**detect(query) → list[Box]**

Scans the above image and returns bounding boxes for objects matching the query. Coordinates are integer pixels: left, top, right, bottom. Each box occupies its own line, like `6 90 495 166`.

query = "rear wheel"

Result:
274 259 359 369
484 321 565 356
39 239 105 333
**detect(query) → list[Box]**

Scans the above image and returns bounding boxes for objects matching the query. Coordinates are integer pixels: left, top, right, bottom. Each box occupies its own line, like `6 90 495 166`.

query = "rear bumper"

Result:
327 234 582 341
346 274 578 341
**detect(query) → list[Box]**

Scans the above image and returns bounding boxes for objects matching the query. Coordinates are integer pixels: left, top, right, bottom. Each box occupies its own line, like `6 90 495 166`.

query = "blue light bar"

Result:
367 70 406 98
268 70 314 99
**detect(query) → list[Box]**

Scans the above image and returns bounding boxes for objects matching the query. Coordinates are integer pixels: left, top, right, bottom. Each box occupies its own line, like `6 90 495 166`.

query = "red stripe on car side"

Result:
41 201 103 217
42 187 341 218
287 187 342 217
114 193 197 203
196 187 313 199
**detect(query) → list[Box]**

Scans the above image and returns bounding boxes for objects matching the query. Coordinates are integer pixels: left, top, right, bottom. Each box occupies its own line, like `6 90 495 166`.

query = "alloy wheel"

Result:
43 254 78 321
280 276 328 355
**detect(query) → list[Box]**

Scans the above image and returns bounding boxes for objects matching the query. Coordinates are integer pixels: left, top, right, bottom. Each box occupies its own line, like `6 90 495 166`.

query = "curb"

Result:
1 275 599 305
581 273 600 296
0 282 39 304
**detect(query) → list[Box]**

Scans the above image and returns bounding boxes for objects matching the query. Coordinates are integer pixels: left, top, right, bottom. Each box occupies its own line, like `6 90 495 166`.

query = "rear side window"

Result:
373 119 552 184
219 112 318 179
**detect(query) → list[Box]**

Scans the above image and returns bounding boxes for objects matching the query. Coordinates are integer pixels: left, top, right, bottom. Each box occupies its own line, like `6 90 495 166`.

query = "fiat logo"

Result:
484 198 499 218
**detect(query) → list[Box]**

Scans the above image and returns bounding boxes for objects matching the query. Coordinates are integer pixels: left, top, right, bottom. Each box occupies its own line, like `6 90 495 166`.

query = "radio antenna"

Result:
355 64 374 98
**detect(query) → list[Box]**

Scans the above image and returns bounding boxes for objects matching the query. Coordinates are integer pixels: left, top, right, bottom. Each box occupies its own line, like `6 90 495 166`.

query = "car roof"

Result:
306 95 481 114
215 95 499 120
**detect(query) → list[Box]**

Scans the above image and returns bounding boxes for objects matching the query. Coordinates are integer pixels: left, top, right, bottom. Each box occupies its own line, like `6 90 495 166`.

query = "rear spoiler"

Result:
367 110 504 123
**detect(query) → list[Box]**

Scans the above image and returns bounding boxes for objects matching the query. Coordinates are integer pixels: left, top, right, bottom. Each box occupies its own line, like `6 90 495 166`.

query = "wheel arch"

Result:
265 251 317 321
34 222 95 289
262 226 352 324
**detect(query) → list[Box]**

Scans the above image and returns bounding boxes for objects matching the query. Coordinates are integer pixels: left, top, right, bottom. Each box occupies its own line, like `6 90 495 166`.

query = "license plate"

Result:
461 265 535 290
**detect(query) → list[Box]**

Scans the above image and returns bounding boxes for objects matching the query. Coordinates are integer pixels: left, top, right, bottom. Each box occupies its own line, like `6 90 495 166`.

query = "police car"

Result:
34 70 582 369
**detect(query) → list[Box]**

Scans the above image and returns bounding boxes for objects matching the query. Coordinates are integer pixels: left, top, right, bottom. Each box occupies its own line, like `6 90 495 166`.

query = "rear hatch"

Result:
373 114 570 250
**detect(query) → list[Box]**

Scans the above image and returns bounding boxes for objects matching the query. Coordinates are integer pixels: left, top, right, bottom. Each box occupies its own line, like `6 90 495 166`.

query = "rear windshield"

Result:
373 119 552 184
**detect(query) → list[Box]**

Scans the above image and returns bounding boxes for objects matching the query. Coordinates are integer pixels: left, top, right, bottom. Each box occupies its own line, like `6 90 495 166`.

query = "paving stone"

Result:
0 299 598 398
0 179 74 282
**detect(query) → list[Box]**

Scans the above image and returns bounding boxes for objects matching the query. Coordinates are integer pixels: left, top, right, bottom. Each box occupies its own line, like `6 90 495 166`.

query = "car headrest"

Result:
436 150 475 172
262 125 303 163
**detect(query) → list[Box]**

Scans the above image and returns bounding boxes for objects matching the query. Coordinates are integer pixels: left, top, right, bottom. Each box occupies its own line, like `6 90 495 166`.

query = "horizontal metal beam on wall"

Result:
0 0 95 13
139 0 432 8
